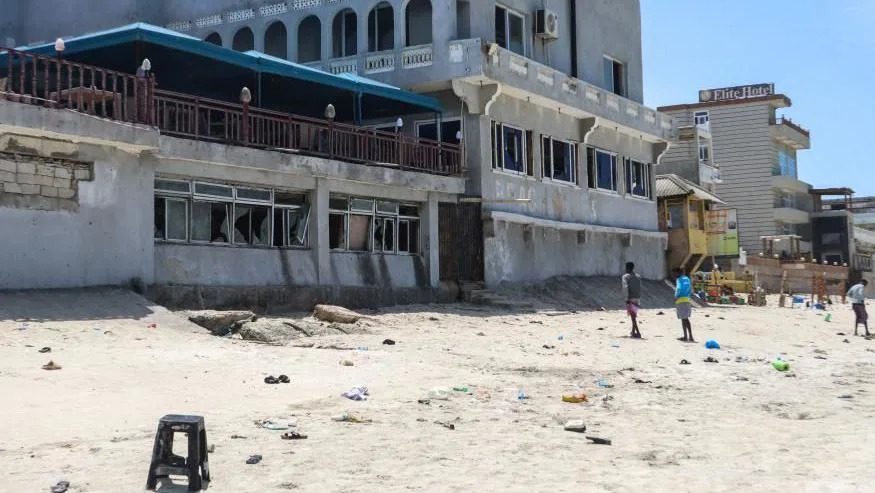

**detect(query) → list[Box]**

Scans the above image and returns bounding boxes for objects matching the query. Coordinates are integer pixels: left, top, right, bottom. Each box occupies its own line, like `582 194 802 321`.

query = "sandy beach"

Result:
1 288 874 492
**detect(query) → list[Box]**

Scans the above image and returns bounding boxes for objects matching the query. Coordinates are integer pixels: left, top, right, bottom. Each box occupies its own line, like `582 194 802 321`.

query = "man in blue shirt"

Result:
673 267 694 342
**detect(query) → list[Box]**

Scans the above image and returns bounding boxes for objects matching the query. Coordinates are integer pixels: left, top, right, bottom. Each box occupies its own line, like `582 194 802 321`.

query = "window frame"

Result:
694 110 710 126
698 140 710 163
154 196 190 243
541 135 578 185
491 121 531 176
328 195 421 255
367 2 394 52
586 146 619 193
624 158 651 200
415 117 462 144
603 55 627 97
495 4 526 56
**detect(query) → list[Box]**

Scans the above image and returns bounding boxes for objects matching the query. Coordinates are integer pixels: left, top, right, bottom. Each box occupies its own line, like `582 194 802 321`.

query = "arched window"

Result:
232 27 255 52
204 32 222 46
405 0 432 46
298 16 322 62
332 9 357 58
264 21 288 59
367 2 394 52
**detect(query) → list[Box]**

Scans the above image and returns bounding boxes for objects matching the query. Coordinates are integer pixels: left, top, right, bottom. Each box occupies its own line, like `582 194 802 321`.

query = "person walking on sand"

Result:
846 280 870 337
622 262 642 339
673 267 694 342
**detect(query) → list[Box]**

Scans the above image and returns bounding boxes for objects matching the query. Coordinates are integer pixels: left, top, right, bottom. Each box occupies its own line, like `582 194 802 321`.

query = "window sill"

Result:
542 178 580 189
331 250 421 257
625 194 654 203
155 240 309 251
588 188 621 197
491 168 536 180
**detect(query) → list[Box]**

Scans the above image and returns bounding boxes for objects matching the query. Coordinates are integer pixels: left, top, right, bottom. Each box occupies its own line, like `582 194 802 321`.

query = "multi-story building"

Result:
659 83 811 256
2 1 676 297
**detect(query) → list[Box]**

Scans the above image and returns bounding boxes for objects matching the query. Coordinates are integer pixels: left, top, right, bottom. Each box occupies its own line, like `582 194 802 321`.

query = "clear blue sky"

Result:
641 0 875 196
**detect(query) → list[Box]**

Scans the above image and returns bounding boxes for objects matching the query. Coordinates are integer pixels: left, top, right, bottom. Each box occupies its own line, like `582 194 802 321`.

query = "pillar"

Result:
312 177 330 285
423 191 440 287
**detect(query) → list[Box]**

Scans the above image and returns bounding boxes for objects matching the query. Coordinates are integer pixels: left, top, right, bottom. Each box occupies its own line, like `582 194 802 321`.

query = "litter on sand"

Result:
586 436 612 445
562 393 588 403
42 361 62 371
246 454 262 464
564 420 587 433
341 386 369 401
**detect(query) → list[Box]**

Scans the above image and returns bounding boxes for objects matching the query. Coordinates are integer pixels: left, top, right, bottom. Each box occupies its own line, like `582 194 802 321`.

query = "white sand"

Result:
1 289 874 492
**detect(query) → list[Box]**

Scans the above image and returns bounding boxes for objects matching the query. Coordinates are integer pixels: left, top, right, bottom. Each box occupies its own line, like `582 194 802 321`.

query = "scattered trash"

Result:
331 412 368 423
563 420 587 433
264 375 290 384
656 311 665 315
542 345 555 349
705 340 721 349
14 327 27 331
598 380 614 389
680 359 691 365
838 395 854 400
278 375 289 383
231 434 248 439
562 393 588 403
340 360 354 367
586 436 612 445
256 420 291 431
428 316 439 321
246 454 262 465
341 386 369 401
735 376 750 382
207 444 216 453
452 386 470 393
382 339 396 345
703 356 718 364
843 339 851 344
435 421 455 430
417 399 431 405
558 335 565 341
50 481 70 493
429 387 451 400
824 313 832 322
38 347 51 353
633 379 652 384
476 332 486 336
772 359 790 372
147 323 157 329
356 347 369 352
281 432 308 440
837 332 846 336
610 344 620 348
517 390 529 400
814 355 827 360
42 361 62 371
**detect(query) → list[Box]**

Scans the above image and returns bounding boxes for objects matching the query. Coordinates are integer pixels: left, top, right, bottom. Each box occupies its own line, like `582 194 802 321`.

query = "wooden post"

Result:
241 100 250 144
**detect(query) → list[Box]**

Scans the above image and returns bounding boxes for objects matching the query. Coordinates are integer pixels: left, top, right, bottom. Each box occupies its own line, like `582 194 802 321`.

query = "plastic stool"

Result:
145 414 210 491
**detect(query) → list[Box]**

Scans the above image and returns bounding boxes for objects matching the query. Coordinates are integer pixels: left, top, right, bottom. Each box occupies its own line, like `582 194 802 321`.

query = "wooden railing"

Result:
153 89 462 175
0 46 153 124
0 46 461 176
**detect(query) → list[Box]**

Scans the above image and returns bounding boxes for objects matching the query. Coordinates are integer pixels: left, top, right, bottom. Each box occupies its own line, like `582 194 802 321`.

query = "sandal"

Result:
679 359 690 365
281 431 308 440
264 376 278 384
704 356 718 363
277 375 290 384
38 347 51 353
51 481 70 493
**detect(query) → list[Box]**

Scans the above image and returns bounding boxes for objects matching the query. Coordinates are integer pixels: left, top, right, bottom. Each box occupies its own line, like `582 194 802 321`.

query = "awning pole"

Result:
354 92 363 125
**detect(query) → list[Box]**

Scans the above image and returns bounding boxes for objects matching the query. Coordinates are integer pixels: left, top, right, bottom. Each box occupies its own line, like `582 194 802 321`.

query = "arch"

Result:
297 16 322 62
405 0 432 46
367 1 394 52
264 21 288 59
204 32 222 46
232 27 255 52
332 8 357 58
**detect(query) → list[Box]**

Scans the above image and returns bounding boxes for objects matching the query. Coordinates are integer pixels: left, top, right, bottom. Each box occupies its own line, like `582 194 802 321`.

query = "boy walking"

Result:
622 262 642 339
846 280 870 337
673 267 694 342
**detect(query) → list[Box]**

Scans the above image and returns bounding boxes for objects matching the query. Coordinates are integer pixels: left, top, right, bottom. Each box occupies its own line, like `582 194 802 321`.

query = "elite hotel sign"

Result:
699 83 775 103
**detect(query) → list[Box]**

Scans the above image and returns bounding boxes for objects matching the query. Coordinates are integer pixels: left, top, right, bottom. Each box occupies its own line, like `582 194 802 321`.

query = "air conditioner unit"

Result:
535 9 559 39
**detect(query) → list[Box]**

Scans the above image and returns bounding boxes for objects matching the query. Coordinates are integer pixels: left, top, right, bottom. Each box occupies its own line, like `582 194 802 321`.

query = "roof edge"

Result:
657 94 792 113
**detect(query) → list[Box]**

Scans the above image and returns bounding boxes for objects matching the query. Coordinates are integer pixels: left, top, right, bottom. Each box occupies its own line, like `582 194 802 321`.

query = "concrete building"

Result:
659 83 812 256
1 1 676 305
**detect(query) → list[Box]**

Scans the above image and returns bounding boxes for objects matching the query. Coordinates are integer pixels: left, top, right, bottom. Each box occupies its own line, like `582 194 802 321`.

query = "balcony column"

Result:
311 177 331 285
423 191 440 287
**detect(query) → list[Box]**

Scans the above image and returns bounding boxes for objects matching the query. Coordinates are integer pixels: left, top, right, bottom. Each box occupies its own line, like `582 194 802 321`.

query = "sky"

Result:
641 0 875 196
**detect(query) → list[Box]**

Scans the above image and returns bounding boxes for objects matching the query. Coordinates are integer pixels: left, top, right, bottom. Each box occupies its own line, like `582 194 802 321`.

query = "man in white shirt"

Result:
846 280 869 337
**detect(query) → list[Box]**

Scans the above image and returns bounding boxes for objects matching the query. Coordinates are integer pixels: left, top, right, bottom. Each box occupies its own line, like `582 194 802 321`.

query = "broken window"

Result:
328 195 419 254
603 56 626 97
234 204 271 246
491 122 531 175
273 193 310 248
624 158 650 199
192 201 231 243
542 136 577 184
495 5 525 55
154 197 188 241
586 147 618 192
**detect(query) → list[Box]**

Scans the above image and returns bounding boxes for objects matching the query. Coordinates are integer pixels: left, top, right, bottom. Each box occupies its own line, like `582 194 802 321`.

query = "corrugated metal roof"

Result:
655 174 725 204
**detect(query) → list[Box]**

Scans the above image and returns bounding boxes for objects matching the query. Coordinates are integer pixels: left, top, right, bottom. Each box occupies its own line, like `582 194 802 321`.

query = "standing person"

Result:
622 262 642 339
846 280 870 337
673 267 694 342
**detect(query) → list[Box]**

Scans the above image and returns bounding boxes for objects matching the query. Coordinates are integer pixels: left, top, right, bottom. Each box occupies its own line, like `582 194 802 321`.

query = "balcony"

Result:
773 206 809 225
312 44 435 76
449 40 675 142
772 116 810 150
699 163 722 185
0 46 461 176
772 174 810 194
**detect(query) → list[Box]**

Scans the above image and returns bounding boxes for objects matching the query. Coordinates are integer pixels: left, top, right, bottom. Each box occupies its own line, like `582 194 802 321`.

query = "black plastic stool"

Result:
146 414 210 491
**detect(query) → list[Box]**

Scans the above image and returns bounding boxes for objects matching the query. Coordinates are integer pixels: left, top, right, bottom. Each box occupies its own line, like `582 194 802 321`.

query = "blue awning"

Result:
10 23 443 115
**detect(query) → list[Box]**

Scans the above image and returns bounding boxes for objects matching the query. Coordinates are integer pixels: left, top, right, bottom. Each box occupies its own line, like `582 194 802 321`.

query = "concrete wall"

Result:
484 218 666 284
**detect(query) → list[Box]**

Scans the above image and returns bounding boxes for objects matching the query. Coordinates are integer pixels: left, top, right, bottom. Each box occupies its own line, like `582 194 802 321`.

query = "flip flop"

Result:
51 481 70 493
704 356 718 363
679 359 690 365
38 347 51 353
264 376 278 384
281 431 307 440
246 454 262 464
277 375 290 384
